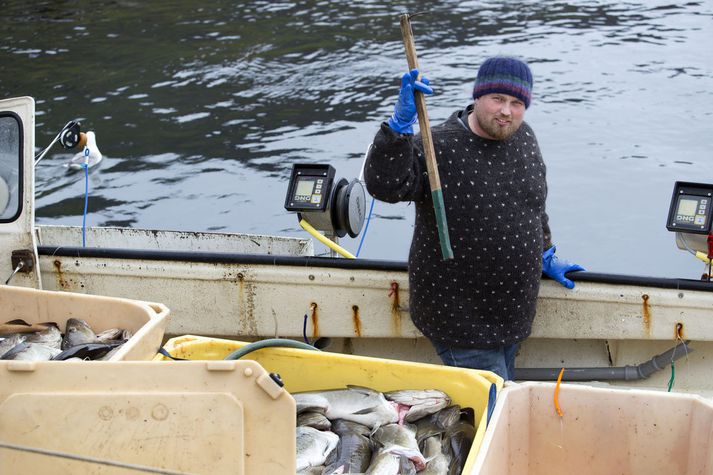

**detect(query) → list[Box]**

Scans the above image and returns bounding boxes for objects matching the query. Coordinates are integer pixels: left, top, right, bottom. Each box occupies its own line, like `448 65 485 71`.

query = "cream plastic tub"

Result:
0 285 169 360
472 382 713 475
0 360 294 474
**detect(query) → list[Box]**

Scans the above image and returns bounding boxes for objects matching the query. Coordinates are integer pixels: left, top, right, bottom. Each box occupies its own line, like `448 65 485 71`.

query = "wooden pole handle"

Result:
399 13 454 260
399 14 441 191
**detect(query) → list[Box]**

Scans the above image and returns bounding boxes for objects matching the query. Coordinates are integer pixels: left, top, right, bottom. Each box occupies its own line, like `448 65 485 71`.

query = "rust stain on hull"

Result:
237 272 258 335
310 303 319 338
675 322 685 340
389 282 401 335
53 259 68 290
641 294 651 336
352 305 362 337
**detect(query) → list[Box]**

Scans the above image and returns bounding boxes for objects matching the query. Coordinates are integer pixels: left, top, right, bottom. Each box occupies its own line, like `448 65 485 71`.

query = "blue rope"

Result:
82 160 89 247
356 197 375 257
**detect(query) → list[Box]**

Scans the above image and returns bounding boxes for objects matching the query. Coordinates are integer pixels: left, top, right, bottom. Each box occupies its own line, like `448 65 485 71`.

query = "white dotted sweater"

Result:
364 108 552 349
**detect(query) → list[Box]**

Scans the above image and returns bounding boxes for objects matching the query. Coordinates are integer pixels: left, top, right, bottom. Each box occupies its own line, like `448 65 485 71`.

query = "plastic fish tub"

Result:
0 285 169 361
471 382 713 475
155 334 504 474
0 359 294 474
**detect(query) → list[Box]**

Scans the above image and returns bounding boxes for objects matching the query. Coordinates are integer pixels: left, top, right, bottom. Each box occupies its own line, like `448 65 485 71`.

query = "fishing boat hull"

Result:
34 225 713 395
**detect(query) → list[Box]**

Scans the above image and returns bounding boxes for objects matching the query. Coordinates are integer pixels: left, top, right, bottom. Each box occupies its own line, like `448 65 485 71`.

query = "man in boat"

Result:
364 56 584 380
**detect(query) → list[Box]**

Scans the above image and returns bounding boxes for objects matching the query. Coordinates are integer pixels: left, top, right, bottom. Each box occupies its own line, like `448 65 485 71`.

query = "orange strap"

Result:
554 367 565 417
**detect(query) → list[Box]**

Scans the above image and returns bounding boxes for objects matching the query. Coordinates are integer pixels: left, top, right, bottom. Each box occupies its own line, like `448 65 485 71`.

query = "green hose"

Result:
223 338 320 360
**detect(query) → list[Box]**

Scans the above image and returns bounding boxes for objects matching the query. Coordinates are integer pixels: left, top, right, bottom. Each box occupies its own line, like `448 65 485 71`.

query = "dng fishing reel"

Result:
666 181 713 280
284 164 366 239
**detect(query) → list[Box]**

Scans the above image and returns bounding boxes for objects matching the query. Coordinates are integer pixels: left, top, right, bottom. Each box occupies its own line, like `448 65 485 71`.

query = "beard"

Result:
474 110 521 140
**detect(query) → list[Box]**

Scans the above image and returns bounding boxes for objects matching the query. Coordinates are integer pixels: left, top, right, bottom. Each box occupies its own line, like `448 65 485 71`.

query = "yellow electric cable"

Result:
299 219 356 259
695 251 712 264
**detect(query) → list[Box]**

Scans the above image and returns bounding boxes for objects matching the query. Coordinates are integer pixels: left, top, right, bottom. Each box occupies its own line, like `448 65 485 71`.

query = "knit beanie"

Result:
472 57 533 108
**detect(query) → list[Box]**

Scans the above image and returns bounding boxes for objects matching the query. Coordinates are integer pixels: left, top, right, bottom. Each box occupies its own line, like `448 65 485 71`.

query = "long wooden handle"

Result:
399 14 454 260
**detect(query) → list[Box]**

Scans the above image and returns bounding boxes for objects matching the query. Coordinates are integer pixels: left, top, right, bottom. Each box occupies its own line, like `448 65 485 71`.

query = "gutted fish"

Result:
296 426 339 472
295 387 397 429
371 423 426 470
0 334 26 358
385 389 451 423
398 454 417 475
96 328 132 342
297 467 324 475
297 412 332 431
323 419 372 475
445 420 475 475
420 435 451 475
62 318 98 349
365 450 400 475
416 405 462 445
24 324 62 349
294 392 330 415
2 342 62 361
53 342 124 361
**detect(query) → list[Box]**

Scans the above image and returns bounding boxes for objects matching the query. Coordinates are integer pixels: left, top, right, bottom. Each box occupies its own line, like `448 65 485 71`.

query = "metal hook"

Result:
407 11 429 20
5 260 24 285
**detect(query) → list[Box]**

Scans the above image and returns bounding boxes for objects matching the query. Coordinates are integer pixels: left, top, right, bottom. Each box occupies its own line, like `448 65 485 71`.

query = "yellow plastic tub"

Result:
0 285 169 360
156 334 504 474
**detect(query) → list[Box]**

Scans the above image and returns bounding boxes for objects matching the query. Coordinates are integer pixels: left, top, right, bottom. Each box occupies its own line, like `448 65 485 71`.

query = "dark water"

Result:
1 1 712 278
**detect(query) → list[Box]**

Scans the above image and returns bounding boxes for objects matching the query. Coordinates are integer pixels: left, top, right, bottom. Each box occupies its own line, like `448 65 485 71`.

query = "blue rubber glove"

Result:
542 246 585 289
387 69 433 134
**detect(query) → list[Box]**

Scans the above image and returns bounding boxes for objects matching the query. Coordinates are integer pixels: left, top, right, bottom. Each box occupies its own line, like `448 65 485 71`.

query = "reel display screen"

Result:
293 177 323 205
667 182 713 234
284 164 336 212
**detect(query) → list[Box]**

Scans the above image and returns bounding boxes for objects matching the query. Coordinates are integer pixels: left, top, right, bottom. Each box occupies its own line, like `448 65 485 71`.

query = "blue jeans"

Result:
432 342 519 381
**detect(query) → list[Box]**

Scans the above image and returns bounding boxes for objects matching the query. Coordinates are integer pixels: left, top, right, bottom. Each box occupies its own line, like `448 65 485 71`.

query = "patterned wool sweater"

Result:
364 106 552 349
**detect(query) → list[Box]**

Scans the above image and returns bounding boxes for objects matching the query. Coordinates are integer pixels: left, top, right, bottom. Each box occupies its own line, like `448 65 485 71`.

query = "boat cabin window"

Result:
0 114 21 222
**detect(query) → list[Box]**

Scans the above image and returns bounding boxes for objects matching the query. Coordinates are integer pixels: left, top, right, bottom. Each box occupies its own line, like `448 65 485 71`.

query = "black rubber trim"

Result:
37 246 713 292
37 246 407 271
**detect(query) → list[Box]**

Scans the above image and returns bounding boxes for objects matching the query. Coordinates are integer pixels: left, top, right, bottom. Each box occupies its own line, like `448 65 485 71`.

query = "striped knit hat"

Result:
472 57 533 108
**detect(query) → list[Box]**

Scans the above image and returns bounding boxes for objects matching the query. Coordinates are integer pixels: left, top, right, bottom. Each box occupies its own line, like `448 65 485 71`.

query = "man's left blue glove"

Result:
542 246 585 289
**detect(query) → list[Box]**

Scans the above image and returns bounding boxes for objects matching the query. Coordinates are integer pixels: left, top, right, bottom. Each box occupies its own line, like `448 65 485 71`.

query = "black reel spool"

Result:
58 121 82 149
332 177 366 238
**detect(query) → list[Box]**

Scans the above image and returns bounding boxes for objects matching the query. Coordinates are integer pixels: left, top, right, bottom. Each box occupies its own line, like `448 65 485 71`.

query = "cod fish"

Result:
371 423 426 471
296 426 339 472
0 334 26 358
295 392 330 415
385 389 451 423
323 419 372 475
98 345 123 361
365 450 400 475
297 467 324 475
25 324 62 349
61 318 98 349
420 435 451 475
416 405 461 445
96 328 132 342
2 342 62 361
294 387 398 429
445 420 475 475
53 342 124 361
297 411 331 431
398 454 417 475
